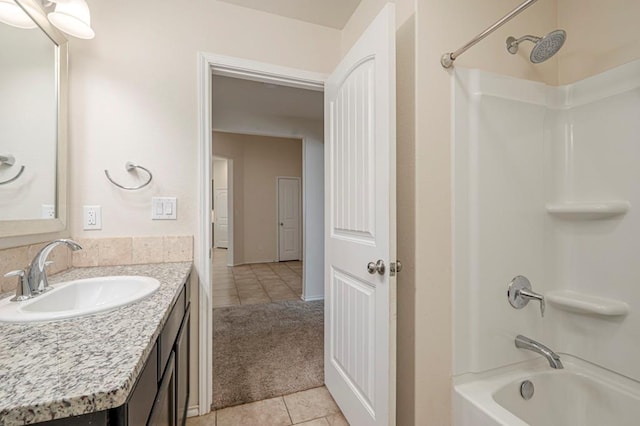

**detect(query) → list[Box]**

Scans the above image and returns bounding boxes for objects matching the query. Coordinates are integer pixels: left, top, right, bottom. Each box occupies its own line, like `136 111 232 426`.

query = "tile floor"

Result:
187 386 349 426
212 248 303 308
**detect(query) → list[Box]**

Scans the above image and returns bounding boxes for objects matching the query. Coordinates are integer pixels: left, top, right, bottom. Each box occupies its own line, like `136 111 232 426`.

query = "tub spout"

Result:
515 335 564 369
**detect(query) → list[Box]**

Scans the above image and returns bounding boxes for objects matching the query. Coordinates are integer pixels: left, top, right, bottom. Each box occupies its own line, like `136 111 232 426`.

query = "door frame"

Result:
197 53 325 415
276 176 302 262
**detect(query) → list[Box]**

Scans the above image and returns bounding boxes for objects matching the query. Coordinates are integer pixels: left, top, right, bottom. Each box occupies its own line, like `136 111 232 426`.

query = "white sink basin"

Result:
0 276 160 323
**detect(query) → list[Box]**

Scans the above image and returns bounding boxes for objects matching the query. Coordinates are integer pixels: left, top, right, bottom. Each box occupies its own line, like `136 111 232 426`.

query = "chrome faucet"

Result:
3 239 83 301
26 239 82 294
4 239 82 302
515 335 564 369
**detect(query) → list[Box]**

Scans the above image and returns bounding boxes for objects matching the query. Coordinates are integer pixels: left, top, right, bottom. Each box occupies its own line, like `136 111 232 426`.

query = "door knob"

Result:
367 260 386 275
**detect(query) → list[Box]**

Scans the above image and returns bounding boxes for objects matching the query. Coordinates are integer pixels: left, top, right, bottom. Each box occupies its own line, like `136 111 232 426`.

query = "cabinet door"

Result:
148 351 175 426
110 344 158 426
159 288 185 380
176 307 190 426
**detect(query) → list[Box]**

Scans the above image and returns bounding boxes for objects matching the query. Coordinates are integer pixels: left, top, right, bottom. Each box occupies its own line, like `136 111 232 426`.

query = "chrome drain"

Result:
520 380 534 400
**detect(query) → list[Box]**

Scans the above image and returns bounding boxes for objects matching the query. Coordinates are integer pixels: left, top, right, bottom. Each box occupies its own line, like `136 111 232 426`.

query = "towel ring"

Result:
104 162 153 190
0 154 25 185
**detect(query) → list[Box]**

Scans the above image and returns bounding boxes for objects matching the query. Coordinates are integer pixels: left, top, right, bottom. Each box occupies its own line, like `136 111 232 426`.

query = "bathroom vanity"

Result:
0 262 192 426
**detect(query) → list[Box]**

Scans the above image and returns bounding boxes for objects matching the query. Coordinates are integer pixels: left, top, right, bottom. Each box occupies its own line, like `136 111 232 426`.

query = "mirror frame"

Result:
0 0 68 244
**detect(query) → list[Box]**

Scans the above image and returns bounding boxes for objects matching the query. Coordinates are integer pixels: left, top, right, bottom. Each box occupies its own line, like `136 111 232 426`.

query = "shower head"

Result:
506 29 566 63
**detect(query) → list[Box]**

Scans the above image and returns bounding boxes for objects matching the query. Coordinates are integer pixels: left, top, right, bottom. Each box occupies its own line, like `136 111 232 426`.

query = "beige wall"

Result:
69 0 338 242
341 0 553 421
557 0 640 84
63 0 339 410
4 0 638 421
414 0 557 424
341 0 415 54
213 159 228 190
341 0 388 53
212 106 325 299
395 12 417 426
213 132 302 265
413 0 640 424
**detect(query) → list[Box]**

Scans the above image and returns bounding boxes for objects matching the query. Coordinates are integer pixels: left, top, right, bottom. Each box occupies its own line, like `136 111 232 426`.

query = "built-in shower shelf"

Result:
546 201 630 220
547 290 629 317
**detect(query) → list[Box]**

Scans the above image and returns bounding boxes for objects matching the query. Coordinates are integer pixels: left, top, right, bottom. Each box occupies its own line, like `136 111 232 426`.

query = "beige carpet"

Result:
212 300 324 410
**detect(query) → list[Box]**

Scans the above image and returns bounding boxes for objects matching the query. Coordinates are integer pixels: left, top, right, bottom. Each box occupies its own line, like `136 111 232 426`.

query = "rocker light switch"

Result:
152 197 177 220
155 201 163 215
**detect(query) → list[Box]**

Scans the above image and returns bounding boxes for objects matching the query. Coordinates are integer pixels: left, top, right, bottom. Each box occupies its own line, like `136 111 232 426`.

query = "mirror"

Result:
0 0 68 239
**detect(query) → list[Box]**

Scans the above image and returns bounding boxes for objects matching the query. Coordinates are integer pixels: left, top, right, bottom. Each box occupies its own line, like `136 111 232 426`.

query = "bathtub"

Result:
453 355 640 426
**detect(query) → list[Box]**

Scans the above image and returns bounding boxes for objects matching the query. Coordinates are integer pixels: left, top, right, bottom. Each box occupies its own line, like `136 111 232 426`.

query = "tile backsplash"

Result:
72 236 193 267
0 236 193 294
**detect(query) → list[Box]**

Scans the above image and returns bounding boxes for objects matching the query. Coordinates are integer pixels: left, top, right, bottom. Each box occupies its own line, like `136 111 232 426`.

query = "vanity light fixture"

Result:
0 0 38 29
47 0 94 39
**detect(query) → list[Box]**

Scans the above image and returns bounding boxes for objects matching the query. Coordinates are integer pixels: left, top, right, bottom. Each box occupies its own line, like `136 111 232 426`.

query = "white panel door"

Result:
278 177 301 261
214 189 228 249
324 4 396 426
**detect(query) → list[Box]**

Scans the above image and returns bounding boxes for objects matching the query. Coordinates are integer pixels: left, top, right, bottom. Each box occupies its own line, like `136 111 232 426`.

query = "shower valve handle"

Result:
508 276 545 317
519 287 545 317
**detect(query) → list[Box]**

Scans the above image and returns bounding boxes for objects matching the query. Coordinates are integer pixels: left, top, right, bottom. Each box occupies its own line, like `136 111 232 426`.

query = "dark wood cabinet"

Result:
148 351 176 426
35 278 191 426
111 344 159 426
159 288 185 381
114 279 190 426
175 306 190 426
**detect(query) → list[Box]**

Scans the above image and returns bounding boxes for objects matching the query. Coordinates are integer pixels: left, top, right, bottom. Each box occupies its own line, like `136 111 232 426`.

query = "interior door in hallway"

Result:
214 189 228 249
278 177 301 261
324 4 396 426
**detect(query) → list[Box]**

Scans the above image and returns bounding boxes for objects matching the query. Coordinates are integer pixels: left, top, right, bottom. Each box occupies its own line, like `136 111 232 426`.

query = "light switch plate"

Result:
152 197 177 220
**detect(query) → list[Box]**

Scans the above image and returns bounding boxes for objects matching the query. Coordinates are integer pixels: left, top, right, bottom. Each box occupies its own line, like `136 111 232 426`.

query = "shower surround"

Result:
453 58 640 384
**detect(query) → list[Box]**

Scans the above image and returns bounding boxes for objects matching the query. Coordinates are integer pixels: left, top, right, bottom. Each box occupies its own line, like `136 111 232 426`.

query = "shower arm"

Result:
441 0 538 68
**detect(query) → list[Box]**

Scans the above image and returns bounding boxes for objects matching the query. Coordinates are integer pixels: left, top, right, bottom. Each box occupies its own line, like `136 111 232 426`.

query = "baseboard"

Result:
187 406 200 418
224 259 302 267
233 259 278 266
303 295 324 302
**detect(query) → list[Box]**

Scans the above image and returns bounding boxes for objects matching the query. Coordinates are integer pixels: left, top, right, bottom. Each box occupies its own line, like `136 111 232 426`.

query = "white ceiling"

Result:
212 75 323 122
217 0 362 29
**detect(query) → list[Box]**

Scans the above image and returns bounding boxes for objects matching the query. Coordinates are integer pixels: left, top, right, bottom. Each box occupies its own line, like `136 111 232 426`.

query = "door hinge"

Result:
390 261 403 277
209 248 212 259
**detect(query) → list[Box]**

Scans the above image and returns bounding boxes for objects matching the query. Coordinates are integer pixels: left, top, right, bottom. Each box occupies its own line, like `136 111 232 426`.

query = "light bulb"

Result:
47 0 94 39
0 0 38 29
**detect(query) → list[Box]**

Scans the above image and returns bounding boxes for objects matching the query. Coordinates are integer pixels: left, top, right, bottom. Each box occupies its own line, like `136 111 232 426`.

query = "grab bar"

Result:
104 162 153 190
0 154 25 185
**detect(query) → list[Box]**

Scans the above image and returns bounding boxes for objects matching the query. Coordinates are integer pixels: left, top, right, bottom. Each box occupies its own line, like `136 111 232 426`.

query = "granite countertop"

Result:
0 262 192 426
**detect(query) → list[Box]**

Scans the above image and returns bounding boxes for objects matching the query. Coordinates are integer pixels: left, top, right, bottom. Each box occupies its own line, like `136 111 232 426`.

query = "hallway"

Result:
211 248 303 308
210 248 326 418
189 386 348 426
